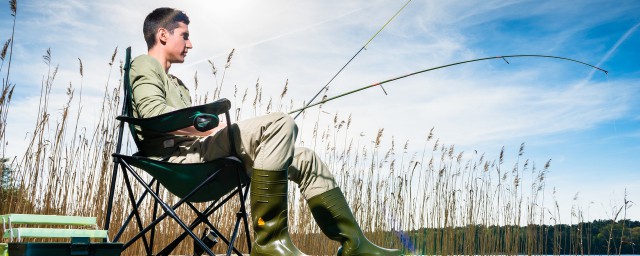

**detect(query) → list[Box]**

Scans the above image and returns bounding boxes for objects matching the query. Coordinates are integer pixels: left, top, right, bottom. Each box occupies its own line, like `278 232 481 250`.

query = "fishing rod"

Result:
288 54 608 115
293 0 412 120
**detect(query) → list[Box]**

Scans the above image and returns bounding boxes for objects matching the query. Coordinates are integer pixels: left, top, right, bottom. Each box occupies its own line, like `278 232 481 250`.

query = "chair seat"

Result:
113 154 248 202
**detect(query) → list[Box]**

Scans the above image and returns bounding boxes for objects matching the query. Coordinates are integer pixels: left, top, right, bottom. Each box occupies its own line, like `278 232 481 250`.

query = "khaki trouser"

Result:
167 112 338 199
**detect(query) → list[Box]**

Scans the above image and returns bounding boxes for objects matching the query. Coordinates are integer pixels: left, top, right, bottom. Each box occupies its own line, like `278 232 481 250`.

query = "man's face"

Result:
163 22 192 63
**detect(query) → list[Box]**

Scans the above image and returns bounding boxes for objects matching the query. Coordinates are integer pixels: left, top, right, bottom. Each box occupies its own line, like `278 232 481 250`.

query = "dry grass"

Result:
0 2 635 255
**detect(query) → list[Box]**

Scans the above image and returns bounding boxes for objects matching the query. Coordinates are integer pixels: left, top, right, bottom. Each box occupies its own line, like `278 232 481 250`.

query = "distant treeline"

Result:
396 219 640 255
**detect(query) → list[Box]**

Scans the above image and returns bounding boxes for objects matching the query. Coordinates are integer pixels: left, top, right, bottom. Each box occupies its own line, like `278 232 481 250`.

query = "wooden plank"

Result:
3 228 108 239
0 214 96 226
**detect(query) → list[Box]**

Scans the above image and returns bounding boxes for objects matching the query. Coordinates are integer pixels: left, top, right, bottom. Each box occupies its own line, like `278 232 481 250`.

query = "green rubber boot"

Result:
307 188 401 256
250 169 306 256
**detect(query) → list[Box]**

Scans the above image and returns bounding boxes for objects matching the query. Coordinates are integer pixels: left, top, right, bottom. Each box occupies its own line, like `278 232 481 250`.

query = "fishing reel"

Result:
193 113 220 132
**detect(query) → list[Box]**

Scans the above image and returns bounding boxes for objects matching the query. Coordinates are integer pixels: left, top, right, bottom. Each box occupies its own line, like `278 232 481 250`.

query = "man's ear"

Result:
157 28 168 45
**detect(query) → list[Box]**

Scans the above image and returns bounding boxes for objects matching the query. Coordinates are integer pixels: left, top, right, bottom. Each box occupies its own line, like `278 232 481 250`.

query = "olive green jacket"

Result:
129 54 196 158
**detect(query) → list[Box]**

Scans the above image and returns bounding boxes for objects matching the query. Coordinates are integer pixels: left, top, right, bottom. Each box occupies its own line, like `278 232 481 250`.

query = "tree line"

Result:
398 219 640 255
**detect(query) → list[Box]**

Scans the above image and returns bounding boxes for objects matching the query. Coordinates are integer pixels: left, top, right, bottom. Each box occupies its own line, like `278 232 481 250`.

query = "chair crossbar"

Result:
117 157 250 256
158 186 246 256
120 160 217 256
118 160 215 249
113 178 157 242
112 145 250 255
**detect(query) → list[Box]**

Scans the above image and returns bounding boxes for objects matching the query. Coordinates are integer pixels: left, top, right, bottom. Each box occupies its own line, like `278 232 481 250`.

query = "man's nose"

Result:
186 40 193 49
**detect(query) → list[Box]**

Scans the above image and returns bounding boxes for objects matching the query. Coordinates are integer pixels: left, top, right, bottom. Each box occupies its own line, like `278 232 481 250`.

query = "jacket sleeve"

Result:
130 57 176 118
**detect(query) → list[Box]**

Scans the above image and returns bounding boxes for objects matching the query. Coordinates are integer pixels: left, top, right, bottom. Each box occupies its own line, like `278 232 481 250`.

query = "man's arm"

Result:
130 56 224 137
130 57 177 118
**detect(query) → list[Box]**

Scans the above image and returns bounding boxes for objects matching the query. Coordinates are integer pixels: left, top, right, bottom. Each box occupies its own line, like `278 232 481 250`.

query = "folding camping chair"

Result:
104 47 251 256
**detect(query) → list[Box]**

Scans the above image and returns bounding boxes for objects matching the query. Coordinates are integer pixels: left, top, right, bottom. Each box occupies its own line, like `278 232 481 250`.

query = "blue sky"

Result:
0 0 638 222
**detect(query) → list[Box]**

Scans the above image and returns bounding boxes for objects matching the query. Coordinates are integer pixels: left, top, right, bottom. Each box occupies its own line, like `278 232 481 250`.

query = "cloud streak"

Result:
584 20 640 83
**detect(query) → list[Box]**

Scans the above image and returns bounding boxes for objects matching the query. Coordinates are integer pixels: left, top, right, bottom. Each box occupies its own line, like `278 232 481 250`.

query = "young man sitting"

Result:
130 7 401 256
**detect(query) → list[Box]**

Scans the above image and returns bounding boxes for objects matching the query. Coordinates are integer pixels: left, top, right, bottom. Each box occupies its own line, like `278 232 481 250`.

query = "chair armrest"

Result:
117 98 231 133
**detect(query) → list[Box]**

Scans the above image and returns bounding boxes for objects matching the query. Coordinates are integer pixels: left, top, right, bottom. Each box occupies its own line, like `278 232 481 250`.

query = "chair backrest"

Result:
120 47 145 153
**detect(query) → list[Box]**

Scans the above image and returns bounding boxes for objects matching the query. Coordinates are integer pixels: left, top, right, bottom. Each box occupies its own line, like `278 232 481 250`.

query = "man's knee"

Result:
271 112 298 137
294 147 335 183
294 147 321 167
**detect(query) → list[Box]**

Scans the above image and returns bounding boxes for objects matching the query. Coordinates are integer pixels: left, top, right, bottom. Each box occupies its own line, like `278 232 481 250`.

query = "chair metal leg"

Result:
159 206 222 255
163 175 250 256
122 162 217 256
226 212 244 256
159 202 215 254
158 202 219 255
160 191 245 256
238 174 252 253
118 163 187 252
114 159 251 256
114 177 157 242
122 167 153 255
120 161 218 249
104 158 120 242
105 114 128 241
150 181 160 252
191 203 245 256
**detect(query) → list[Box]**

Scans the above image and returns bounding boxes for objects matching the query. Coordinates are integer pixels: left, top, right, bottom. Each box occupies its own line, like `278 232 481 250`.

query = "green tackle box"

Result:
7 239 122 256
1 214 122 256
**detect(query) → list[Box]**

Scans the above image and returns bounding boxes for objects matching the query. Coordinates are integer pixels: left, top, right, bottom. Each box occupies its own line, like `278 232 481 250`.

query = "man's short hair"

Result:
143 7 190 50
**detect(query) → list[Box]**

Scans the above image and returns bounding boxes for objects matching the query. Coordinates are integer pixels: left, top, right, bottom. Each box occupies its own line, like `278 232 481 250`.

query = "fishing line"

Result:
293 0 413 119
288 54 608 115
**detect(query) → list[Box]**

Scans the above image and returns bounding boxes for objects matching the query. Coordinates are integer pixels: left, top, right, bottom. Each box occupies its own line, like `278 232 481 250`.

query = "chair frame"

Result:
104 47 251 256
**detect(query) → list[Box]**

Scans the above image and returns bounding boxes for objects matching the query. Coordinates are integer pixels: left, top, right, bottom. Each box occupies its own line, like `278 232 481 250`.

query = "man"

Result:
131 7 401 256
